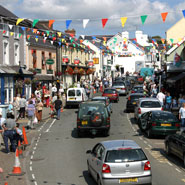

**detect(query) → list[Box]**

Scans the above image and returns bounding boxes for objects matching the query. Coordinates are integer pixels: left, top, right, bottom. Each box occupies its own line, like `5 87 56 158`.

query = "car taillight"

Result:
175 123 180 127
128 96 131 100
131 91 135 93
77 118 80 124
107 117 110 123
152 122 156 126
121 88 125 90
161 107 163 111
144 161 151 171
102 163 111 173
138 108 141 114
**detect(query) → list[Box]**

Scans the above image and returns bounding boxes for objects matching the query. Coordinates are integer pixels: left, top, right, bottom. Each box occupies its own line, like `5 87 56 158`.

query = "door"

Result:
76 89 82 102
140 112 149 131
67 89 76 101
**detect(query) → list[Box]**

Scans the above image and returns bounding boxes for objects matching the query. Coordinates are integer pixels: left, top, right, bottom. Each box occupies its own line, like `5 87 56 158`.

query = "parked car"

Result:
134 98 163 121
165 130 185 166
66 88 88 107
86 140 152 185
91 96 113 114
137 76 144 84
138 111 180 138
131 85 144 94
114 77 125 82
126 93 145 112
76 101 110 137
112 81 128 95
102 88 119 102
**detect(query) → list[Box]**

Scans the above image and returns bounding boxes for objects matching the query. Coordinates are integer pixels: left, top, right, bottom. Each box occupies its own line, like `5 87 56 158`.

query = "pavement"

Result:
0 107 51 185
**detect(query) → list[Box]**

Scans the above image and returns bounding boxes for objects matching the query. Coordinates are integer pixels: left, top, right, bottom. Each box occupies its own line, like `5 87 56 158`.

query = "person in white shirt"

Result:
51 85 57 97
157 89 165 106
0 112 6 149
179 103 185 131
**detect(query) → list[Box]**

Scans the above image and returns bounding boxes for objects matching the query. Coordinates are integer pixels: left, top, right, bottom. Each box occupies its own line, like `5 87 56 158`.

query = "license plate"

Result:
132 102 136 104
107 94 112 97
161 123 171 126
119 178 138 183
82 120 88 125
117 88 121 90
69 98 75 100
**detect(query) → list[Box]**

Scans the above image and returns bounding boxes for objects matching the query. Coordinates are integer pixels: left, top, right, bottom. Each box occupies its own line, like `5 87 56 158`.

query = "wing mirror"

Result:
86 150 92 154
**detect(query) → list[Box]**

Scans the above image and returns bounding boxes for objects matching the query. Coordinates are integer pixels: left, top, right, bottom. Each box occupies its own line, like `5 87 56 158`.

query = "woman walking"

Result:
36 99 43 123
179 102 185 131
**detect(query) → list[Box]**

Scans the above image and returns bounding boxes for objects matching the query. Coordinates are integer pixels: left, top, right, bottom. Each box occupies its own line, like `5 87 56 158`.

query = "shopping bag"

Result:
33 117 38 124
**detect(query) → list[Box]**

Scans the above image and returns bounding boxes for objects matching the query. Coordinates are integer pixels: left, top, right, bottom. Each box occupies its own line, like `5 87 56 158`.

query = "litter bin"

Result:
0 105 9 118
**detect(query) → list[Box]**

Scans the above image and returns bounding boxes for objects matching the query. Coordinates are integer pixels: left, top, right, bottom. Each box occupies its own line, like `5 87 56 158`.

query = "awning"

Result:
166 72 185 83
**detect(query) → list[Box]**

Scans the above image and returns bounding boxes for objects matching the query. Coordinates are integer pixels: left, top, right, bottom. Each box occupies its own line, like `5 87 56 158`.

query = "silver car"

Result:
134 98 163 121
86 140 152 185
112 81 128 95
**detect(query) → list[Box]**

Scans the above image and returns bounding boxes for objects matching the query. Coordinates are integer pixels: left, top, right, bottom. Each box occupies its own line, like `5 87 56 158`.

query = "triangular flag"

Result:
161 12 168 23
10 32 14 36
57 32 62 37
33 19 39 27
35 38 38 42
49 20 55 28
8 25 13 30
102 18 108 28
21 27 25 31
19 33 22 38
170 38 174 44
140 15 147 24
161 38 165 44
182 10 185 18
81 35 85 39
27 35 30 40
66 20 72 29
43 39 46 43
46 30 50 36
50 41 53 45
121 17 127 28
83 19 89 29
16 18 24 25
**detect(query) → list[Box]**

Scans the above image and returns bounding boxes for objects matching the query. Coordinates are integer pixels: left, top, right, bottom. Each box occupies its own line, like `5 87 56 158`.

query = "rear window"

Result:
68 90 75 96
113 82 125 86
141 101 161 108
105 149 147 163
104 89 116 94
131 96 144 102
77 90 81 96
92 99 106 103
153 112 178 122
134 87 143 91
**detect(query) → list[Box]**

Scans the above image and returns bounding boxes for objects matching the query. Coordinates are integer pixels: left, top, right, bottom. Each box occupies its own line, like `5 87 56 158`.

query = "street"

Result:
25 95 185 185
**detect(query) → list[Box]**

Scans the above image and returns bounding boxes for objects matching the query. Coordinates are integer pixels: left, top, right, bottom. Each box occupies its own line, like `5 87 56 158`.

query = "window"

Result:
141 101 161 108
42 51 45 69
68 90 75 96
32 50 37 68
14 26 19 39
4 77 14 104
3 24 9 37
76 90 81 96
49 52 52 70
3 40 9 65
14 43 20 65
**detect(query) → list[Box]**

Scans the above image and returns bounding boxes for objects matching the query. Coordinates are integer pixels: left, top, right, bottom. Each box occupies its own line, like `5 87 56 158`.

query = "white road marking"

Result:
31 155 33 159
32 174 35 179
30 166 32 171
45 119 56 132
32 151 35 155
126 114 135 131
33 147 37 150
30 161 32 165
167 162 173 166
34 181 38 185
148 144 152 148
176 168 181 173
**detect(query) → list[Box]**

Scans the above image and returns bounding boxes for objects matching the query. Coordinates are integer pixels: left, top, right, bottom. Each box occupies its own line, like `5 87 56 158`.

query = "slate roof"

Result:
0 5 17 18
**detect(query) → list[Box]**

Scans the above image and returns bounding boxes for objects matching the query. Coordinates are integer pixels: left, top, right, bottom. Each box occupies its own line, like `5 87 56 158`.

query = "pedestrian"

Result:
31 93 36 105
0 112 5 150
35 99 43 123
151 84 158 98
178 94 183 107
165 92 172 110
44 88 50 108
157 89 166 107
179 103 185 131
77 81 81 88
95 80 99 93
54 96 62 120
85 85 90 99
13 123 23 146
51 85 57 97
2 113 16 153
27 100 36 129
143 82 149 96
13 97 19 121
19 95 27 119
172 97 178 108
35 87 41 100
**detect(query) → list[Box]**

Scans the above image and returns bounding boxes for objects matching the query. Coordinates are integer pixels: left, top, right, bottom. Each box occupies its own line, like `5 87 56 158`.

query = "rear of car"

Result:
101 140 152 185
126 93 145 112
131 85 143 94
66 88 88 107
150 111 180 136
77 102 110 136
102 88 119 102
112 82 127 95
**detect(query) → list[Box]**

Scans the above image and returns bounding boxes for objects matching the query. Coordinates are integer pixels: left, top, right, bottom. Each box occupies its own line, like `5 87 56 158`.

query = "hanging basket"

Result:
73 67 79 74
66 66 73 75
79 68 85 75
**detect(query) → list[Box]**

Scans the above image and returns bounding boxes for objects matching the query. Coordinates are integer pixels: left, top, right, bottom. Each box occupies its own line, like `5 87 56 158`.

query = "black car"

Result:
165 130 185 166
126 93 145 112
131 85 143 94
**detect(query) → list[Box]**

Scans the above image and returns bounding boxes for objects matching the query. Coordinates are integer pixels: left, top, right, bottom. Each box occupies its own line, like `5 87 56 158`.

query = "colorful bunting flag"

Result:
16 18 24 25
46 31 50 36
33 19 39 27
21 27 26 31
57 32 62 37
83 19 89 29
27 35 30 40
161 38 165 44
182 10 185 18
66 20 72 29
9 25 13 30
141 15 147 24
121 17 127 28
102 18 108 28
19 33 22 38
35 38 38 42
10 32 14 36
49 20 55 28
81 35 85 39
170 38 174 44
161 12 168 23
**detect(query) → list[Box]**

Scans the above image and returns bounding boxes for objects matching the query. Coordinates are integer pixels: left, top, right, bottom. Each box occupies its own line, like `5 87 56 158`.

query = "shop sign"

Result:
88 61 94 66
63 57 69 63
46 59 54 65
93 58 99 64
74 59 80 64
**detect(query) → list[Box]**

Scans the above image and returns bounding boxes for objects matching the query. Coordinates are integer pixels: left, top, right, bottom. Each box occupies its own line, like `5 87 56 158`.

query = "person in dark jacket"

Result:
54 96 62 120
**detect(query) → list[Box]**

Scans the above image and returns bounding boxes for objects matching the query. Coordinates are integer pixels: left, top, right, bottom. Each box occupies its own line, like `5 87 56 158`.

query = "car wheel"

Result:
147 129 152 138
97 178 102 185
140 120 147 131
166 142 171 156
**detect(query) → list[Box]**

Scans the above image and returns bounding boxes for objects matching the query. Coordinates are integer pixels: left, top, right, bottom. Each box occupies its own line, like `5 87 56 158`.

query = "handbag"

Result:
33 117 38 124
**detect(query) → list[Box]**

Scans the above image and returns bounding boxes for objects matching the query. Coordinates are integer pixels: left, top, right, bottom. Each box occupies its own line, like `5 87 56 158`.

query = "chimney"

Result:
65 29 76 37
122 31 129 39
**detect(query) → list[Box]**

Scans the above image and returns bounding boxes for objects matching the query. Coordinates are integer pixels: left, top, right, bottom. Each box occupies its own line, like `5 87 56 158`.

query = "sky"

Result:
1 0 185 39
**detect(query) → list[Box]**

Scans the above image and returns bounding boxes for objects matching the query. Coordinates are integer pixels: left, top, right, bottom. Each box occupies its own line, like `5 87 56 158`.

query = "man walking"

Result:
19 95 27 119
27 100 36 129
157 89 166 107
54 96 62 120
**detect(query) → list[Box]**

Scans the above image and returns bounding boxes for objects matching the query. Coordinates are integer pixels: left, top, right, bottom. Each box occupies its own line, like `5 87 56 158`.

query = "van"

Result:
66 88 88 107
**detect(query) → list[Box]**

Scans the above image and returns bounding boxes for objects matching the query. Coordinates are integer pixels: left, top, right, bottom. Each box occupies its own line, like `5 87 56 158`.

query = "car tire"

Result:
146 129 152 138
103 129 110 137
166 142 171 156
140 120 148 131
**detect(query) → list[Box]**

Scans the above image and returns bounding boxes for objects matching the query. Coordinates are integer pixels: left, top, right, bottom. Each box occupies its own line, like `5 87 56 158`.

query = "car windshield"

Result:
131 96 144 102
113 82 125 86
105 149 147 163
104 89 116 94
79 104 107 117
134 87 143 91
153 112 178 122
141 101 161 108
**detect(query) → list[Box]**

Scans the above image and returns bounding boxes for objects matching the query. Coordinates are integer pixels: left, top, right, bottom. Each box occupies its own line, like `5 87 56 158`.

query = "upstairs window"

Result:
14 26 19 39
14 43 20 65
3 24 9 37
3 40 9 65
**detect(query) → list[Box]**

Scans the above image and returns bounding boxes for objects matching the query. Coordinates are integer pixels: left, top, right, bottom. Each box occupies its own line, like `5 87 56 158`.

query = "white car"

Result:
134 97 163 121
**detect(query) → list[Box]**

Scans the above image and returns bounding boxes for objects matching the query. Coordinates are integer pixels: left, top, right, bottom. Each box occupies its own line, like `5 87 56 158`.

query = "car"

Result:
126 93 145 112
114 77 125 82
134 98 163 121
66 88 88 107
131 85 143 94
86 140 152 185
112 81 128 95
76 101 110 137
138 111 180 138
102 88 119 102
165 130 185 166
91 96 113 114
137 76 144 84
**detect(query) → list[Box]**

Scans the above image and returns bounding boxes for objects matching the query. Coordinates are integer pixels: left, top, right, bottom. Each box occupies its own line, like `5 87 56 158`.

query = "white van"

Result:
66 88 88 107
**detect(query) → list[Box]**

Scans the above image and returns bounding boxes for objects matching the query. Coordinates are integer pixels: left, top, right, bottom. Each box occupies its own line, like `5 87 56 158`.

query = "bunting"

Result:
66 20 72 29
8 25 13 30
57 32 62 37
16 18 24 25
121 17 127 28
182 10 185 18
33 19 39 27
102 18 108 28
49 20 55 28
161 12 168 23
141 15 147 24
83 19 89 29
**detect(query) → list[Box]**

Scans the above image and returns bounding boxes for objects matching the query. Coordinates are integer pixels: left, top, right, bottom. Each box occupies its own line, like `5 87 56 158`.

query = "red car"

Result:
102 88 119 102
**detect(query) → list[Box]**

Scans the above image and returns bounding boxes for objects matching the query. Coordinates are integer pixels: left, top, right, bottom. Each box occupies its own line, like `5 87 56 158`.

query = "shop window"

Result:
42 51 45 69
32 50 37 68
